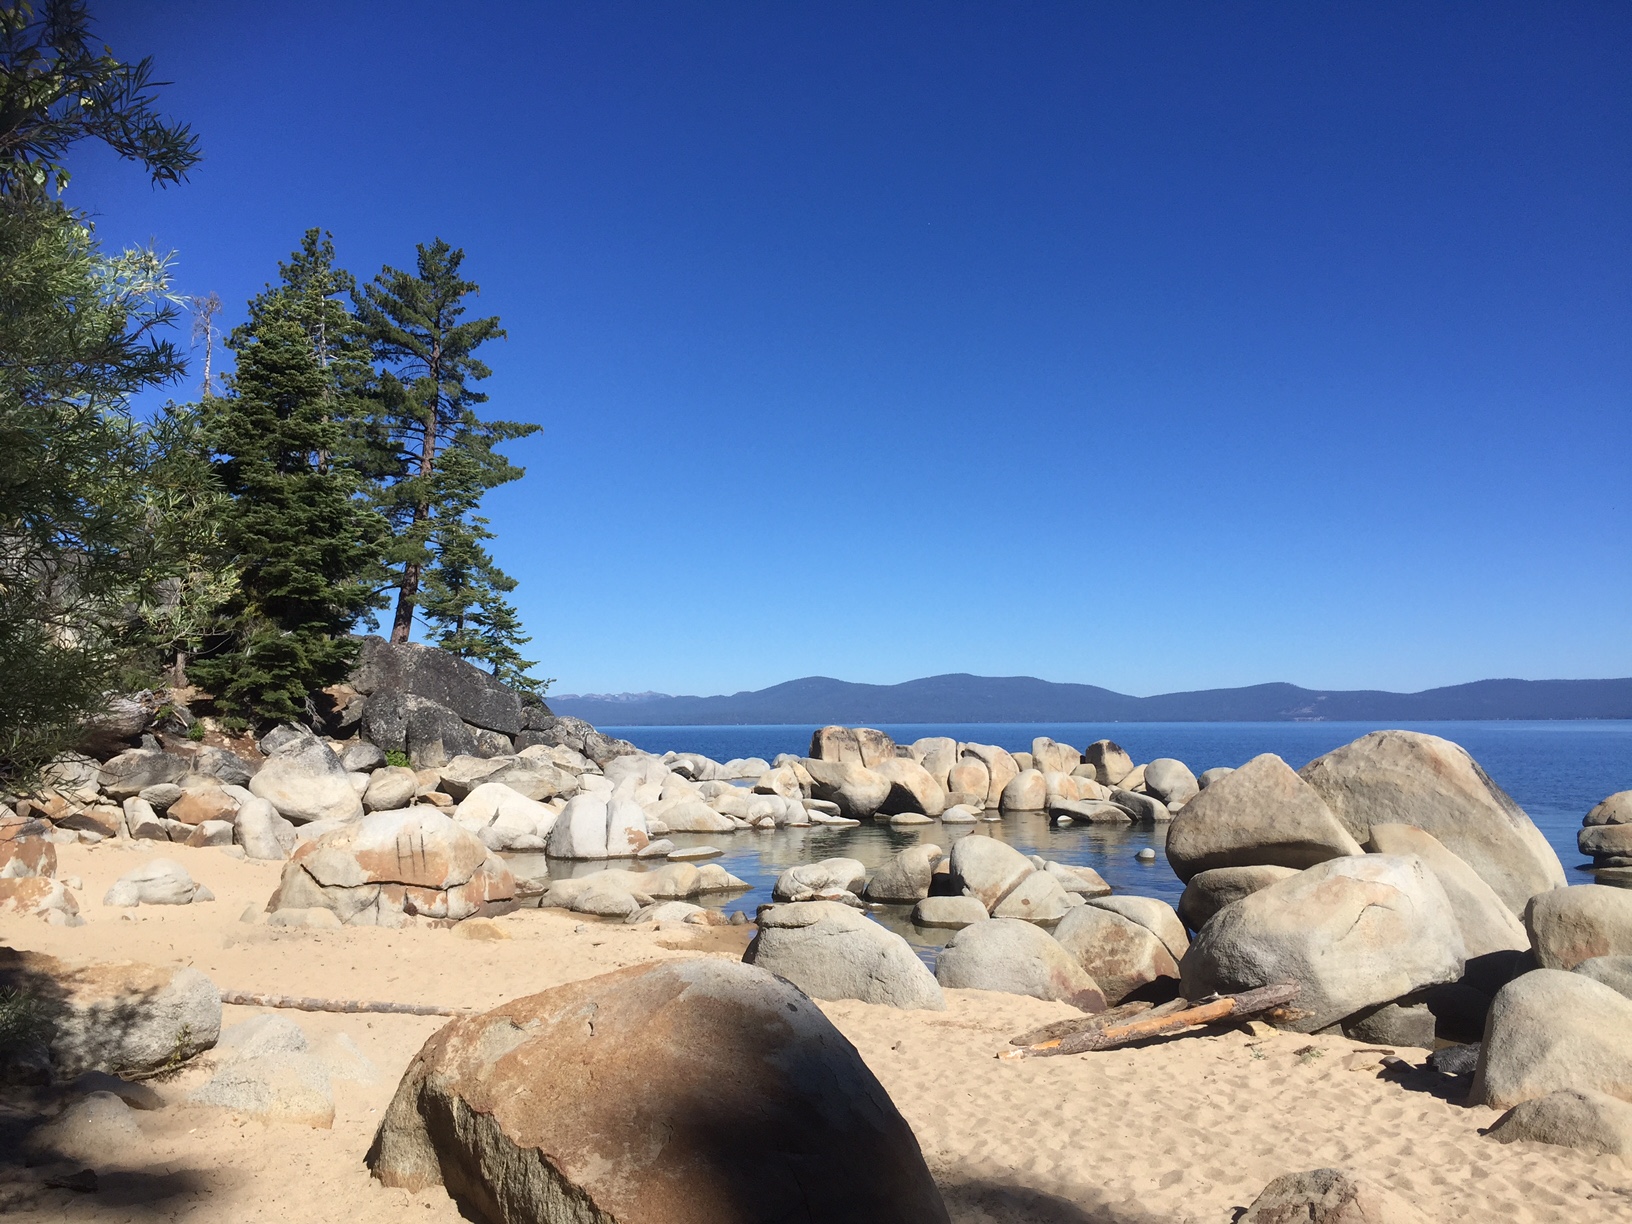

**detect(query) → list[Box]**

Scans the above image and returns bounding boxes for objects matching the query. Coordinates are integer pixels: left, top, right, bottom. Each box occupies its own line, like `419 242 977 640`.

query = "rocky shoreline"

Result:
1 639 1630 1221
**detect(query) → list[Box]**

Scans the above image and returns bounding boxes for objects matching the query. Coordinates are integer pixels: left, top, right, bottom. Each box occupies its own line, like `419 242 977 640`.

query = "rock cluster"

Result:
1160 731 1632 1166
1170 731 1570 1051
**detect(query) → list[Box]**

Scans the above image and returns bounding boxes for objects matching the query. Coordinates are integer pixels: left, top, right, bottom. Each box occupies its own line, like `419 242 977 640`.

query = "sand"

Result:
3 838 1630 1223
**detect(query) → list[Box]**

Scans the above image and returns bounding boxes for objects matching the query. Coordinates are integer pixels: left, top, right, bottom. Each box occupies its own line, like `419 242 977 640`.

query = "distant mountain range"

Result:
549 674 1632 726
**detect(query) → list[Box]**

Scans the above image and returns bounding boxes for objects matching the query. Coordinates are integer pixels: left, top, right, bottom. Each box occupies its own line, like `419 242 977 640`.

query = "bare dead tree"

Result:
189 291 222 396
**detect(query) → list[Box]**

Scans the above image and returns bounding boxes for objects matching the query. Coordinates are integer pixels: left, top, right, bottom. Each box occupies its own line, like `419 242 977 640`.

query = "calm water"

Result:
520 721 1632 959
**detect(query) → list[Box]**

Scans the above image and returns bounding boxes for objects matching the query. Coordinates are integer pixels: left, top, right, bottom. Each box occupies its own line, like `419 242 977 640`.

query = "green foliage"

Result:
185 719 204 741
0 201 188 780
124 401 238 687
384 748 409 769
356 238 542 686
0 987 51 1048
190 231 388 724
0 0 200 199
0 0 196 783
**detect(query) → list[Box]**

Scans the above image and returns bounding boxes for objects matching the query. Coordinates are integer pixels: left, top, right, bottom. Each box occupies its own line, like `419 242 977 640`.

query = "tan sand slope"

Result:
2 839 1630 1223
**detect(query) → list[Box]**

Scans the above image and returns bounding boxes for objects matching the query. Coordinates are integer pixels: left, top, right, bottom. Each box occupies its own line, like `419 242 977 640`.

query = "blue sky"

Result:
77 2 1630 697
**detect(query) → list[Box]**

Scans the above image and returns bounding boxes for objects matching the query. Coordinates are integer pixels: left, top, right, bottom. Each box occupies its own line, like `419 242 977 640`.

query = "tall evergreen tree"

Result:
418 512 542 693
354 239 540 655
191 232 386 723
127 401 237 688
0 0 199 779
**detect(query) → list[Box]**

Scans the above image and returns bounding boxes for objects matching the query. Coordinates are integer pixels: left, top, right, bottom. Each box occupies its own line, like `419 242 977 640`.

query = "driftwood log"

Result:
1001 982 1301 1059
219 989 471 1017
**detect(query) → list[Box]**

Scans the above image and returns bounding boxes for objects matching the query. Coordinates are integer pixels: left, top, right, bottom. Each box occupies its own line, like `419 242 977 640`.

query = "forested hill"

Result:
550 675 1632 725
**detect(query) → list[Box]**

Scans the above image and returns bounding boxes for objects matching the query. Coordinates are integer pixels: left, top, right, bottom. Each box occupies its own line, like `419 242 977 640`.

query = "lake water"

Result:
520 720 1631 961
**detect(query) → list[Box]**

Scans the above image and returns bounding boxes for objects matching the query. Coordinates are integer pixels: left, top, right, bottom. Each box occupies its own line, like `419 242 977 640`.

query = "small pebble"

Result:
1136 848 1156 862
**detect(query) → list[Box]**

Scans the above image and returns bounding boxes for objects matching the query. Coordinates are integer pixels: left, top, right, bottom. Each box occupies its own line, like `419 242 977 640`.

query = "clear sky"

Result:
76 2 1630 698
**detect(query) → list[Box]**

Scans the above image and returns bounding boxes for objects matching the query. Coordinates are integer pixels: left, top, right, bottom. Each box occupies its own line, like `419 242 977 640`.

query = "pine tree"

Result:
354 239 540 651
0 0 199 779
191 232 387 723
128 401 237 688
418 512 542 694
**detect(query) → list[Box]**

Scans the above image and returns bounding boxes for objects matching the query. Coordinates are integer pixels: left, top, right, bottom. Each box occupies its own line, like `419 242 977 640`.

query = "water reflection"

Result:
505 810 1178 961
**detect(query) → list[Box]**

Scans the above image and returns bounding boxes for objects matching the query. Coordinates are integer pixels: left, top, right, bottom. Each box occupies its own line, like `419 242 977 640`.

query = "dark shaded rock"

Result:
1340 1001 1436 1048
350 636 522 735
77 692 159 758
361 692 476 769
1178 864 1298 932
97 748 187 800
1421 982 1495 1045
518 698 555 731
1426 1042 1481 1077
0 948 220 1077
514 715 639 767
190 745 256 787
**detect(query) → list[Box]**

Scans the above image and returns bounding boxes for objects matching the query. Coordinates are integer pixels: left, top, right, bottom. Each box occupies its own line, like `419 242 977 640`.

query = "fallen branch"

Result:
219 989 471 1017
1007 998 1175 1049
1001 982 1300 1059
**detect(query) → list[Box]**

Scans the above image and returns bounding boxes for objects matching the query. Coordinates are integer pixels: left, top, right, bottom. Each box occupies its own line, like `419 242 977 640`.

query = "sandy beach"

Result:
0 839 1626 1223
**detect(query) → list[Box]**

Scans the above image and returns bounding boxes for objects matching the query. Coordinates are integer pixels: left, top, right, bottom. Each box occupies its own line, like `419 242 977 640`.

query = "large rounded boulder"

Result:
1165 754 1362 882
959 743 1019 808
269 807 515 927
935 918 1106 1011
1471 969 1632 1109
944 836 1034 911
1178 865 1298 933
745 901 945 1010
802 759 891 819
871 757 947 817
249 728 363 825
1525 885 1632 971
0 948 221 1077
1298 729 1565 915
1083 895 1188 961
1180 854 1466 1033
864 844 943 903
1366 824 1528 959
1053 905 1179 1004
773 858 866 902
366 959 950 1224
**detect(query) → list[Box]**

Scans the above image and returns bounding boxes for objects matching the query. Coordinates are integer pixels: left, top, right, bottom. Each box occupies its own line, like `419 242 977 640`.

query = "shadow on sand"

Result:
939 1176 1173 1224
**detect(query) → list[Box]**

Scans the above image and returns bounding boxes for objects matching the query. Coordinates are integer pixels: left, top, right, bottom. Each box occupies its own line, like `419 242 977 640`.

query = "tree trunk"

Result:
389 345 442 644
390 561 419 643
